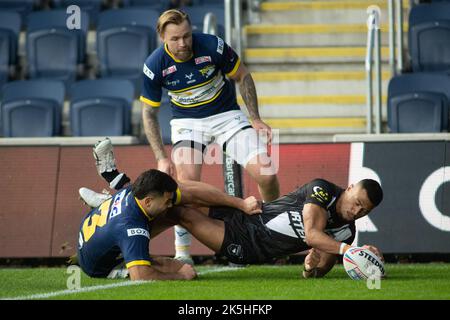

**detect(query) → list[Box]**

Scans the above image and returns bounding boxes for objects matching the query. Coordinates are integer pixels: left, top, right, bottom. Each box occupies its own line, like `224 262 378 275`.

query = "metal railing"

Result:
225 0 243 57
368 0 405 134
388 0 405 76
366 6 382 134
203 12 218 36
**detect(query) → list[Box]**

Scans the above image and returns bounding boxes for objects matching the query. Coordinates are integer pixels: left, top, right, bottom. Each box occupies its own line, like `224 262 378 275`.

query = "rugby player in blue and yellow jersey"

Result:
140 9 280 261
77 169 261 281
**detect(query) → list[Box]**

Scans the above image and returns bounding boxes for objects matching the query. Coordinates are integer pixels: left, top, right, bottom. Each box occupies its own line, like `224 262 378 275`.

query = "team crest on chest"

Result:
185 73 196 84
199 65 215 78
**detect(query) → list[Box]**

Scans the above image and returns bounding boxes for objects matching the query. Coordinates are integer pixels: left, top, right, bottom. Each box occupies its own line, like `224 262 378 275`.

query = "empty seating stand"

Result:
122 0 166 11
182 5 225 38
1 80 65 137
69 79 135 136
409 2 450 72
0 0 37 23
96 8 159 92
52 0 103 28
388 73 450 133
0 11 21 88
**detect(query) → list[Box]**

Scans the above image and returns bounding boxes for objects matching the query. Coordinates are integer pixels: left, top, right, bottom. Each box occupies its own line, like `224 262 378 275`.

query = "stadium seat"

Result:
182 6 225 38
96 9 159 93
0 0 37 23
51 0 103 27
69 79 135 136
409 3 450 72
26 10 89 84
122 0 166 10
1 80 65 137
387 73 450 132
192 0 224 6
0 12 21 87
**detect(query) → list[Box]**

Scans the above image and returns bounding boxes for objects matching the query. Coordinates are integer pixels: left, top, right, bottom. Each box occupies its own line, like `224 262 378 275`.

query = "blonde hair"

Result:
156 9 191 36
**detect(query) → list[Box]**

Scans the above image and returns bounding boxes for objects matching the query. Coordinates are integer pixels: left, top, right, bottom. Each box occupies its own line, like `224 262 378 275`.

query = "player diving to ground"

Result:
80 140 384 279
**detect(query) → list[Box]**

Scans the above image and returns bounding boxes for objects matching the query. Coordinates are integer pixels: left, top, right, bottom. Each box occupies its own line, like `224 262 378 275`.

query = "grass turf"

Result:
1 264 450 300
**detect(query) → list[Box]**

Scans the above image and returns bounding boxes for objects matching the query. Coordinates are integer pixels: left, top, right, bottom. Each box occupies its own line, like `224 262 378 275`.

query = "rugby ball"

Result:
343 247 385 280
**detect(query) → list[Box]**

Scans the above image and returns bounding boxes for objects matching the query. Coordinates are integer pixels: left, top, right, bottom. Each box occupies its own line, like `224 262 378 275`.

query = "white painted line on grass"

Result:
2 266 241 300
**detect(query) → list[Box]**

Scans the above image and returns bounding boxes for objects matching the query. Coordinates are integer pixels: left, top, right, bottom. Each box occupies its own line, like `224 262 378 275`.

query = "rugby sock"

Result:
174 225 191 257
101 171 131 190
101 170 120 183
109 173 131 190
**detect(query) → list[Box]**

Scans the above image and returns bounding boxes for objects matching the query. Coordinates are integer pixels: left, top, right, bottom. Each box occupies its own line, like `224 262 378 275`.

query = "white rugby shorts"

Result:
170 110 268 166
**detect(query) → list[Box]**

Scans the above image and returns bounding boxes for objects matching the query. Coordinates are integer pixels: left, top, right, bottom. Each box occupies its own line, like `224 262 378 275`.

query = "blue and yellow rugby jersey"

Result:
140 33 241 119
77 186 182 278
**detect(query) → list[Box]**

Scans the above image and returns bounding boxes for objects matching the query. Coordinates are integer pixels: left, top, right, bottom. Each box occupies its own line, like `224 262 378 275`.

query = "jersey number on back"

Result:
82 199 111 242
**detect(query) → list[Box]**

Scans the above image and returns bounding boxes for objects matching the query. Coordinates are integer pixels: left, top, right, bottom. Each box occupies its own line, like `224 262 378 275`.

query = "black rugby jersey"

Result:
252 179 356 259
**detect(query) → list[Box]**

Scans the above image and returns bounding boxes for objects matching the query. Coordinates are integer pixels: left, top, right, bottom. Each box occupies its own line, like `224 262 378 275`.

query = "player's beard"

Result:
175 46 192 61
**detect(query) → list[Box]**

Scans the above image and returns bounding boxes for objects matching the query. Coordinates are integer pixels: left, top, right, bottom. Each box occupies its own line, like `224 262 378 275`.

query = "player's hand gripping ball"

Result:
343 247 385 280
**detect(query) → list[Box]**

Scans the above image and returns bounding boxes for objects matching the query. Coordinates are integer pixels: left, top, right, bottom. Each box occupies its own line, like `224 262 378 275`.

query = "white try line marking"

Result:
1 266 241 300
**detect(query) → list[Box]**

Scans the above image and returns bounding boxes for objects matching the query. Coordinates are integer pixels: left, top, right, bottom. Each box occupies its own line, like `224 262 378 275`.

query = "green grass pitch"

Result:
1 264 450 300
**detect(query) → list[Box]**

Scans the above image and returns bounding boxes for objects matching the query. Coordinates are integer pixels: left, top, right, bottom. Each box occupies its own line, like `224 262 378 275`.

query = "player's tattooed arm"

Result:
142 105 167 161
231 63 272 145
238 73 260 121
230 63 260 121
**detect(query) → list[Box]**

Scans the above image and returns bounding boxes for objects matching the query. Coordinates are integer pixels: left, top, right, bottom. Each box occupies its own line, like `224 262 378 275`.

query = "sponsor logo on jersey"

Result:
289 211 306 239
162 65 177 77
166 79 180 87
195 56 212 64
110 189 126 219
311 186 330 204
217 37 224 54
227 244 243 259
127 228 150 239
199 65 215 78
143 64 154 80
265 211 305 239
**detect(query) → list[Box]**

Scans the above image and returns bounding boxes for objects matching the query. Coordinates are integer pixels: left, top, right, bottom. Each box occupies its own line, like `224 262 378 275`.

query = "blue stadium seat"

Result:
122 0 165 10
69 79 135 136
97 9 159 92
193 0 224 5
26 10 89 84
387 73 450 132
182 6 225 38
0 0 37 23
1 80 65 137
52 0 103 27
409 3 450 72
0 12 21 87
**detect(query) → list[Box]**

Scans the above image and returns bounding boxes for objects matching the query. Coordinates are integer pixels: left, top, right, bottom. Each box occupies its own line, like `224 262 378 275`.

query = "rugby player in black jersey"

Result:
166 178 383 278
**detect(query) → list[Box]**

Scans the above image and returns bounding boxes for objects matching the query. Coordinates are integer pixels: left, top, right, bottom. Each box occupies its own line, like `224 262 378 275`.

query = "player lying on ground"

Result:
77 169 261 281
163 177 384 279
80 141 384 279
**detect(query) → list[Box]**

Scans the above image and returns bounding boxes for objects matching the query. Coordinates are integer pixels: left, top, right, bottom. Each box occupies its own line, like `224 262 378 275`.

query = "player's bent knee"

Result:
256 173 278 189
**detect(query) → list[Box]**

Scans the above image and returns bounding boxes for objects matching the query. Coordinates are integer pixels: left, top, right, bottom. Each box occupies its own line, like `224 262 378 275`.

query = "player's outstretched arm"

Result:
303 203 351 255
177 180 262 214
302 248 337 279
128 258 197 281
